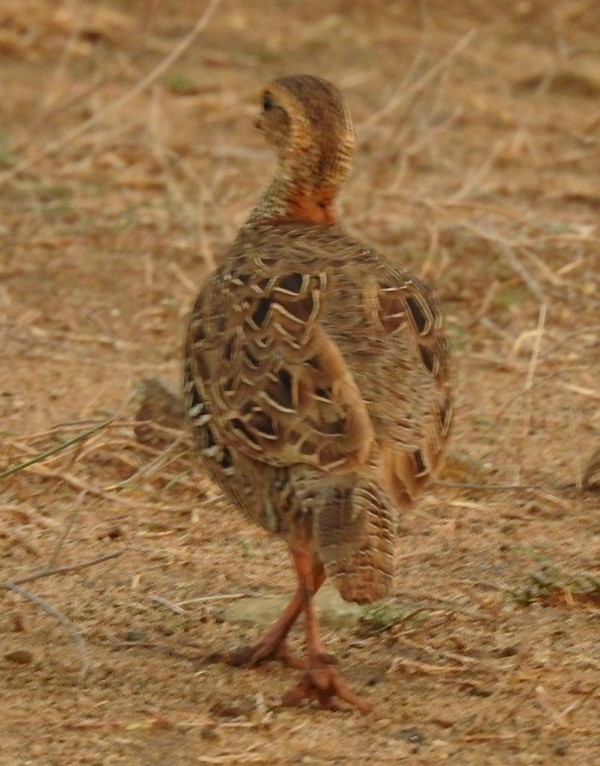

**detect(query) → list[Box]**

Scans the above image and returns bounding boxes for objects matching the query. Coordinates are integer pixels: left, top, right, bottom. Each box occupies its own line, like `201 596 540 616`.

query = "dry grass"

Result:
1 1 600 764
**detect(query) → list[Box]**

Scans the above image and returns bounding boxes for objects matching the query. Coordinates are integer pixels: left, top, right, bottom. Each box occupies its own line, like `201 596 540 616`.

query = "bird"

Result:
183 75 452 712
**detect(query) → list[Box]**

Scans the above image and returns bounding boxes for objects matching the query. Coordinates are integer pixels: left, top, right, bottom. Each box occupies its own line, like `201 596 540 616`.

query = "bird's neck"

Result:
245 165 339 227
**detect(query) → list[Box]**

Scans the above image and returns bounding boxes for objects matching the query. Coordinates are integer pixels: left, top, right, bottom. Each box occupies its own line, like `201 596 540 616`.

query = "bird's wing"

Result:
185 251 374 476
334 259 452 506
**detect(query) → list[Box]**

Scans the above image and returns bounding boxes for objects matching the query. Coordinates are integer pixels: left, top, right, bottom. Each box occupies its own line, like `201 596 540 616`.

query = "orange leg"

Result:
280 549 372 713
227 548 325 669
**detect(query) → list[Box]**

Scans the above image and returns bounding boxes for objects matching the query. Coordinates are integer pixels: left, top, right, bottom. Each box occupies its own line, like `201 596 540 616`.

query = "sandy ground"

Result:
1 1 600 764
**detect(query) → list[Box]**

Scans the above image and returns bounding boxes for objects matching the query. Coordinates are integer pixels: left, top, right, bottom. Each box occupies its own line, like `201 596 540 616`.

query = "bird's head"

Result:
255 75 355 218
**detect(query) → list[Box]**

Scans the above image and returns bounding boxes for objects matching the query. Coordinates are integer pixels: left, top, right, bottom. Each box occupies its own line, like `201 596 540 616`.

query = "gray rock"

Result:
221 585 363 630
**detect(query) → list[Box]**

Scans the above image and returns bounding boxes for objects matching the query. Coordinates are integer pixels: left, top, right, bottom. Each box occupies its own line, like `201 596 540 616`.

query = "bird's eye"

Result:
263 93 275 112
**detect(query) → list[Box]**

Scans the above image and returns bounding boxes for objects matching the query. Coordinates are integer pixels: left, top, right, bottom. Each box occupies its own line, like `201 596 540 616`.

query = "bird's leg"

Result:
227 585 305 668
280 549 372 713
227 548 325 669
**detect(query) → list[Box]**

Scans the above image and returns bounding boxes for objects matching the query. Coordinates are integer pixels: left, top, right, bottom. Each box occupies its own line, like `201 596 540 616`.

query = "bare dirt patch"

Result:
1 1 599 764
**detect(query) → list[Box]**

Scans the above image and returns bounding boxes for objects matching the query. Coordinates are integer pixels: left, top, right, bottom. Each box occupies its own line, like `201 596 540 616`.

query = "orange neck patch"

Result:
284 196 337 225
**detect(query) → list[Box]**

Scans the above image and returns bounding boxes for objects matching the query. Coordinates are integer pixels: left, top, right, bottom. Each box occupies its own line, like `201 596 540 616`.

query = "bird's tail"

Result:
314 476 396 603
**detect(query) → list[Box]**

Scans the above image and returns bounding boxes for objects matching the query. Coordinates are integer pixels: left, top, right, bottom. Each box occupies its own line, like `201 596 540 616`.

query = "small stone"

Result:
553 741 568 757
200 725 220 741
496 643 520 657
395 727 426 745
5 649 34 664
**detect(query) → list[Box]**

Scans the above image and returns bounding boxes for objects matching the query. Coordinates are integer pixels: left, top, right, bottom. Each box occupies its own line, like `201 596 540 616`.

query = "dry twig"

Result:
3 550 124 588
2 580 89 678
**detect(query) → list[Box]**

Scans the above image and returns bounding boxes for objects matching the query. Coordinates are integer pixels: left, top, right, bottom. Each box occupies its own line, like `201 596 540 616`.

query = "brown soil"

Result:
1 1 599 764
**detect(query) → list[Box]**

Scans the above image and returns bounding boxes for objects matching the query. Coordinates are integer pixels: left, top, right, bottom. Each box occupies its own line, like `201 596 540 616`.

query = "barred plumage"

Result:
184 75 452 711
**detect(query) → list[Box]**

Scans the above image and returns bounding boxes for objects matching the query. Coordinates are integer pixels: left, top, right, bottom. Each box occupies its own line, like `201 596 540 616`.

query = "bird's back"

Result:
184 220 451 601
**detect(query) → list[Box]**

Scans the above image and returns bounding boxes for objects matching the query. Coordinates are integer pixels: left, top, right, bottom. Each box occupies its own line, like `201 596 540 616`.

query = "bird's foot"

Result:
226 638 306 670
281 656 372 713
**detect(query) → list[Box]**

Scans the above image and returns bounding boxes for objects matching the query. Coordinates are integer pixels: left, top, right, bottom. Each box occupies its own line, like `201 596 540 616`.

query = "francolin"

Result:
184 75 452 712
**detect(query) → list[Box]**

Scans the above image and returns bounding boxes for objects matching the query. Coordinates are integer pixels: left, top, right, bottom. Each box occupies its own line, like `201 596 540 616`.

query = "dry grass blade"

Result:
2 580 89 679
454 219 547 301
0 418 116 480
46 506 81 570
13 459 139 507
0 0 223 186
359 28 477 134
148 594 188 615
434 480 543 490
197 746 265 764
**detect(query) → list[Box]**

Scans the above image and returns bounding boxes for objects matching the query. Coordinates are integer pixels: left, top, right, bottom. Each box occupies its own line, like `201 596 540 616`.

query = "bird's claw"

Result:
280 664 372 713
226 638 306 669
